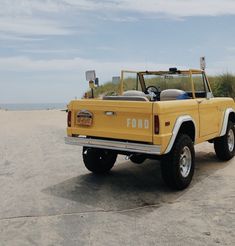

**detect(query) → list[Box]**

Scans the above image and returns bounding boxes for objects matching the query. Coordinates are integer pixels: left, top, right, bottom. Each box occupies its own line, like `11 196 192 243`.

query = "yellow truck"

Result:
65 68 235 190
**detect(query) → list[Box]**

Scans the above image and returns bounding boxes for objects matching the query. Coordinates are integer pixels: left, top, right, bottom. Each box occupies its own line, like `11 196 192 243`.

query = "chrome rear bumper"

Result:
65 137 161 155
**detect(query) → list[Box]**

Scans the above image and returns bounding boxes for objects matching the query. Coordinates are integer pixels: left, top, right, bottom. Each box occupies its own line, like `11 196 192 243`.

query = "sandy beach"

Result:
0 110 234 246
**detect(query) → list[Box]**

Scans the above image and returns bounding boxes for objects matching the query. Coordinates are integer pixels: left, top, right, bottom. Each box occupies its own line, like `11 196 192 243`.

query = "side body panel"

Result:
197 98 220 137
197 98 235 142
153 97 235 154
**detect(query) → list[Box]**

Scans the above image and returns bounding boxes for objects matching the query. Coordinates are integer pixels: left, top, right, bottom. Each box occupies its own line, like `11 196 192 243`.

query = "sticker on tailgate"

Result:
77 110 93 126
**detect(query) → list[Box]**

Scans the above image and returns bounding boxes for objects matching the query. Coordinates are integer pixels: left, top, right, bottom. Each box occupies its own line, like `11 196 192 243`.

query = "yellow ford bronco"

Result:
65 67 235 190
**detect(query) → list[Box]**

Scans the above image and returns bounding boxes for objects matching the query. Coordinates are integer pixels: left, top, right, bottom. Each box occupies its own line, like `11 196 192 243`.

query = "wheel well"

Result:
178 121 195 142
229 112 235 123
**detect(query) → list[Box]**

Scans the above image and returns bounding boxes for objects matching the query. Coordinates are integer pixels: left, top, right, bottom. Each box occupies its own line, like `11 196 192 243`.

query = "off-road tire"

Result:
83 147 117 174
214 121 235 161
161 134 195 190
130 154 146 164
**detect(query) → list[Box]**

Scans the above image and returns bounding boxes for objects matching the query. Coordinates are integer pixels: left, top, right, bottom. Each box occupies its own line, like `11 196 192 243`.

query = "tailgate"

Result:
70 99 153 143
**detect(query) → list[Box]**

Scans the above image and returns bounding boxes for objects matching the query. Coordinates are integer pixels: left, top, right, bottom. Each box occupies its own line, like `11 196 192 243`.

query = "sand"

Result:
0 110 234 246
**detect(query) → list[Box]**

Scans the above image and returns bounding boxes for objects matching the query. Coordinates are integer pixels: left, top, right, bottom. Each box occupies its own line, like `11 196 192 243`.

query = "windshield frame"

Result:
120 69 211 99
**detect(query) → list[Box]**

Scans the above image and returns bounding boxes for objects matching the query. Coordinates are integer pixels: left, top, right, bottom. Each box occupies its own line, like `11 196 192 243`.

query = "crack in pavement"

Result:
0 203 163 222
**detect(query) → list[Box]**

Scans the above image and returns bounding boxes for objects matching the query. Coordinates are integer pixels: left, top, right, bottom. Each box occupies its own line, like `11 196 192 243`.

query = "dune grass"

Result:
209 73 235 98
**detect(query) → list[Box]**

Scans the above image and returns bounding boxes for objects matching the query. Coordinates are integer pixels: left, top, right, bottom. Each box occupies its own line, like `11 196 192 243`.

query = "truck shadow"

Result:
43 150 230 213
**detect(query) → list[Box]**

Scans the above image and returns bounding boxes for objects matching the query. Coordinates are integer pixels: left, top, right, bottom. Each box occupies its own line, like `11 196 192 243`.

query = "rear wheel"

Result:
214 121 235 161
83 147 117 174
161 134 195 190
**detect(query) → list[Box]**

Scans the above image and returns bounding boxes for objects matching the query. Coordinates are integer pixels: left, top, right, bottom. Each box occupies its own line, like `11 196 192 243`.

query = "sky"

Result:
1 0 235 103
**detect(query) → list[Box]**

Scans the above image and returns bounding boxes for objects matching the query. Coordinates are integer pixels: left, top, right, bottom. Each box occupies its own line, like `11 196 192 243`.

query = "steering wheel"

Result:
145 86 160 101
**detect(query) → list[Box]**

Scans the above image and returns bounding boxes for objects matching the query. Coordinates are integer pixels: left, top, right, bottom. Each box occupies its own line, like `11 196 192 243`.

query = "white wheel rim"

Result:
228 129 234 152
179 146 192 178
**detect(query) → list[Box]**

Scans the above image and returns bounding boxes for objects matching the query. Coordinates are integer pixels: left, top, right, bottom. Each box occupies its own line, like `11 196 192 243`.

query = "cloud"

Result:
0 0 235 39
0 56 178 83
117 0 235 17
226 47 235 52
2 1 235 19
0 0 66 16
0 33 44 41
0 1 72 38
0 55 234 79
0 56 174 71
0 17 71 36
20 48 81 54
62 0 235 18
53 0 235 17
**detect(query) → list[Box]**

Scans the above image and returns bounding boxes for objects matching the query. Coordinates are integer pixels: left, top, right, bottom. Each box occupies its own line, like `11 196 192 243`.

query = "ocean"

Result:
0 103 67 111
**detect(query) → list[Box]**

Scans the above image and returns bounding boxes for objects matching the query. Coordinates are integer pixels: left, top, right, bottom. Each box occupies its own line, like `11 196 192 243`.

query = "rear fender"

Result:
220 108 235 136
164 115 196 154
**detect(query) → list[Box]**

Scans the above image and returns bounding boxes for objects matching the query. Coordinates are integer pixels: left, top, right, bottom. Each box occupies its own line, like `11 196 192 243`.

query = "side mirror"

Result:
112 76 120 84
86 70 96 81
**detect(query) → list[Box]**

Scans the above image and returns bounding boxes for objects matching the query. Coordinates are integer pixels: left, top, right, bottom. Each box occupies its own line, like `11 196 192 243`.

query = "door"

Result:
192 72 220 137
197 98 219 137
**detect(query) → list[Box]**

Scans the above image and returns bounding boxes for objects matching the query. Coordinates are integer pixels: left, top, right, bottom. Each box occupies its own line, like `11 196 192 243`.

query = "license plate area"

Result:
77 110 93 126
77 116 92 126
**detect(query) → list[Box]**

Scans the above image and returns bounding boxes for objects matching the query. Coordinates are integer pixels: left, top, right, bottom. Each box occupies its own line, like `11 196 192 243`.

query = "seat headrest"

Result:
160 89 188 101
123 90 146 97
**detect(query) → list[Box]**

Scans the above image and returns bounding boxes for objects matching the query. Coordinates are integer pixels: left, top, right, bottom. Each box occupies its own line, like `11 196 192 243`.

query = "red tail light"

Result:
67 111 72 127
154 115 159 134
